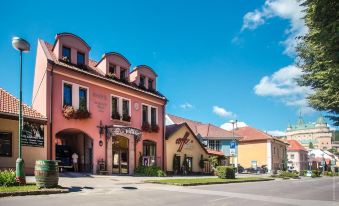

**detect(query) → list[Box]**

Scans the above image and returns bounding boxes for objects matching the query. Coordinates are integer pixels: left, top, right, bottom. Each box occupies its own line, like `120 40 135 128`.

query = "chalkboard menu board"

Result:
22 122 44 147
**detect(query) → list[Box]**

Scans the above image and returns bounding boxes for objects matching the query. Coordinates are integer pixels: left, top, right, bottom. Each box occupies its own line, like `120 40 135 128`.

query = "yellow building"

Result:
165 123 223 174
236 126 288 173
0 88 47 174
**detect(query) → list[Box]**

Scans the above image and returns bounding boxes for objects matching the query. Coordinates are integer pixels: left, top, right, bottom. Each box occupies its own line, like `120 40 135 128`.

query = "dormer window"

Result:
148 79 154 90
140 76 145 88
120 68 127 80
109 64 116 74
77 51 85 65
62 46 71 62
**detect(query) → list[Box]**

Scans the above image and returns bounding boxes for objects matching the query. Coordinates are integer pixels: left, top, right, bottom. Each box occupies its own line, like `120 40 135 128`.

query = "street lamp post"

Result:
12 37 30 184
230 120 238 172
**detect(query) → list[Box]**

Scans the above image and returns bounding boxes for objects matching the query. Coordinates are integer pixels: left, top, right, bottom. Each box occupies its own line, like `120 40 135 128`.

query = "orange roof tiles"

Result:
235 126 285 144
0 88 46 120
206 149 224 156
167 114 236 139
287 140 307 151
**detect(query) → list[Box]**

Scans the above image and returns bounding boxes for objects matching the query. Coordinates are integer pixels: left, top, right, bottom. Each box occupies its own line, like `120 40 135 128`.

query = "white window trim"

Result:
62 80 89 111
110 94 131 121
141 103 158 125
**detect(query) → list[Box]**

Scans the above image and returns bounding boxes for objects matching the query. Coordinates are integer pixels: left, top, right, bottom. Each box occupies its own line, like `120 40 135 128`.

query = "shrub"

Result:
324 171 333 176
299 170 306 176
134 166 166 177
278 171 299 179
0 169 17 187
199 155 205 170
311 170 321 178
216 166 235 179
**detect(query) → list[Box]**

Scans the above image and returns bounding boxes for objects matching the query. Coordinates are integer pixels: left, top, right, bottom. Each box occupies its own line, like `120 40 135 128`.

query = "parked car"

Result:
56 145 73 171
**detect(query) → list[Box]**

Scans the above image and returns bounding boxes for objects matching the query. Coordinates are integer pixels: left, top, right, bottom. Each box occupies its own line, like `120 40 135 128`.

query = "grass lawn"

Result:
145 177 274 186
0 183 38 193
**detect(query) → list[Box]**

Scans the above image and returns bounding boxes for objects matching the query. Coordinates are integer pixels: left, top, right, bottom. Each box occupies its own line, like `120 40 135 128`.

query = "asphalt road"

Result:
0 176 338 206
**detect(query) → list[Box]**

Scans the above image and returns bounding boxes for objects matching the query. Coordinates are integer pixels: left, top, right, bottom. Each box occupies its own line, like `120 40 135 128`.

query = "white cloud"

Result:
220 121 248 131
267 130 286 137
241 0 307 56
180 103 193 109
254 65 314 114
213 106 235 118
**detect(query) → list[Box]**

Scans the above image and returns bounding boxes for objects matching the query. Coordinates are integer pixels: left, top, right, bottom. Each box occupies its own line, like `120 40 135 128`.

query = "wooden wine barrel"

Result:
34 160 59 188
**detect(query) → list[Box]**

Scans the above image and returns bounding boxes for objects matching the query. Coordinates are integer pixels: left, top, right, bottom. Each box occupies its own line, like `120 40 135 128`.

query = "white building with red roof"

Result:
286 140 308 172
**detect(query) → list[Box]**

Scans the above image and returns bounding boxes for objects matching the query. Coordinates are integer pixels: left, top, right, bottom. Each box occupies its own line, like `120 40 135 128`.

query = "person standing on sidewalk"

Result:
72 152 79 172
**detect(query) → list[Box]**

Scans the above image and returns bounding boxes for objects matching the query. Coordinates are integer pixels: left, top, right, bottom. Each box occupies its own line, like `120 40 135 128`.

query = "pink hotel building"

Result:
32 33 167 174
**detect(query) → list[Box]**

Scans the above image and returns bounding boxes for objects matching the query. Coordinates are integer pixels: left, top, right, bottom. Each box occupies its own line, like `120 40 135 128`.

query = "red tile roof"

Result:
236 126 285 143
206 149 224 156
0 88 46 120
286 140 307 151
42 41 166 99
167 114 237 140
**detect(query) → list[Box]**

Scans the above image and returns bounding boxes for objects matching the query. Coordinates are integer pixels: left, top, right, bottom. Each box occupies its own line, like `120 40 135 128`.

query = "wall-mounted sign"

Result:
134 102 139 111
230 141 236 149
22 122 44 147
106 126 142 142
93 92 108 113
176 132 191 152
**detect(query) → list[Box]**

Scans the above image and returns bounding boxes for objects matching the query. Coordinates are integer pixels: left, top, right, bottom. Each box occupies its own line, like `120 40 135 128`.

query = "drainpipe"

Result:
162 100 167 170
49 63 54 160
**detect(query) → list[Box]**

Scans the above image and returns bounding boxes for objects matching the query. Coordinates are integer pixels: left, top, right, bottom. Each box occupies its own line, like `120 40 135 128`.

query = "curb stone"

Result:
0 188 69 198
145 178 275 186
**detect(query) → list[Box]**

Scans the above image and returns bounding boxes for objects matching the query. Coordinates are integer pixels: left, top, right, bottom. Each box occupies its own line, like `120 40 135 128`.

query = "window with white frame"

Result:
111 96 119 120
142 105 148 124
208 140 220 151
62 81 89 110
110 95 131 121
141 104 158 126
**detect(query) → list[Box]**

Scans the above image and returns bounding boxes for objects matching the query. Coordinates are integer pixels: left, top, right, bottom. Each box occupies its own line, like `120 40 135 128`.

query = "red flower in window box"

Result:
122 114 131 122
141 122 151 132
62 105 90 120
106 72 118 80
62 105 75 119
151 124 159 133
111 112 121 120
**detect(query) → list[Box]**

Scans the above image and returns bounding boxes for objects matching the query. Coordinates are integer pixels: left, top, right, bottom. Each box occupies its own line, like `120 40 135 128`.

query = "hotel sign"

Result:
176 132 193 152
106 126 142 142
22 122 44 147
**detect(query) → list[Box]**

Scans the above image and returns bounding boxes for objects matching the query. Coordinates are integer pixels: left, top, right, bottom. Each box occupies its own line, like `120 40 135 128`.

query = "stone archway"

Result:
104 125 141 175
55 128 93 173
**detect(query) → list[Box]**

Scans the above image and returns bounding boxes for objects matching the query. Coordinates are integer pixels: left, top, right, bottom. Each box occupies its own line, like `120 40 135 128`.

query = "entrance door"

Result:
112 136 129 174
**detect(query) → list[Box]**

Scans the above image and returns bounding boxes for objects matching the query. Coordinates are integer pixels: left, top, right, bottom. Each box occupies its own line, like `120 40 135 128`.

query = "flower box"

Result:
122 114 131 122
62 105 90 120
111 112 121 120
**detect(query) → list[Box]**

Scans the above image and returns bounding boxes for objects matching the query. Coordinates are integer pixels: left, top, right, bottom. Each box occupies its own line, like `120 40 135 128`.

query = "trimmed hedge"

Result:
278 171 299 179
216 166 235 179
0 170 17 187
312 170 321 178
134 166 166 177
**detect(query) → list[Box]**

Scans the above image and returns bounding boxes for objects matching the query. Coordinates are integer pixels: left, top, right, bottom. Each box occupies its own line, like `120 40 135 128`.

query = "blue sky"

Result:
0 0 334 134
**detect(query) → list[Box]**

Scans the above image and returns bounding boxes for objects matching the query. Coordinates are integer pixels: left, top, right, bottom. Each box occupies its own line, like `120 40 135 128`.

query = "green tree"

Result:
296 0 339 125
309 142 314 149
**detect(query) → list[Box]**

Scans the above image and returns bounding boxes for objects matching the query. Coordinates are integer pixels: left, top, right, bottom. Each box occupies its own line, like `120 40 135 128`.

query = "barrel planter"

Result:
34 160 59 188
